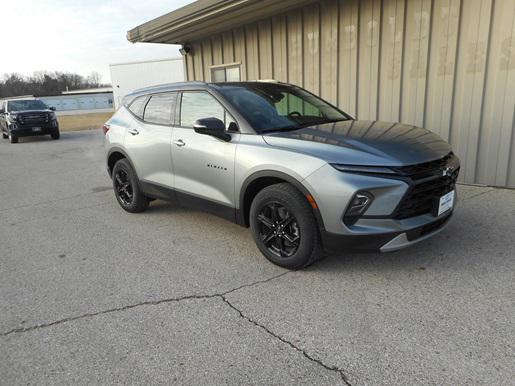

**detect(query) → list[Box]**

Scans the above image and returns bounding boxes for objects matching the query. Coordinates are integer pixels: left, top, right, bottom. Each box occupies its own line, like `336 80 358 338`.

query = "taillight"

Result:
102 123 110 135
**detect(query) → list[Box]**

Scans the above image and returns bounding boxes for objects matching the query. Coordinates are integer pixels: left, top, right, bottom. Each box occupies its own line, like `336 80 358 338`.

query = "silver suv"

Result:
104 81 459 269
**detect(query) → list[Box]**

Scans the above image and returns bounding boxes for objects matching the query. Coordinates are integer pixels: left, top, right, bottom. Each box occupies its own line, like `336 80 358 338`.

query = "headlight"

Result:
49 112 57 120
343 191 374 225
7 113 18 122
331 164 396 174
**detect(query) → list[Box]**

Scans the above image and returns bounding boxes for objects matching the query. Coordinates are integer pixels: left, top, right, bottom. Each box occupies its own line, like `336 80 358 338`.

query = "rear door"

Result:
171 91 240 211
124 92 177 188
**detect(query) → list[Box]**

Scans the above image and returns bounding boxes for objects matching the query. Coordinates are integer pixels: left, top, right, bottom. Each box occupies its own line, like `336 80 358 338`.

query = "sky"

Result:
0 0 193 84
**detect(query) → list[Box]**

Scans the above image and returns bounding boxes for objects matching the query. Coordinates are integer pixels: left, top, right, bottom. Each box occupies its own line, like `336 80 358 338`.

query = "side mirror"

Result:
49 106 56 111
193 118 231 142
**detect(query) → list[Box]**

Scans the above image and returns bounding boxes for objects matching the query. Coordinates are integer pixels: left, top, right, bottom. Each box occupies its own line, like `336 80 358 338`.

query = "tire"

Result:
112 158 149 213
250 183 322 269
51 130 60 140
9 133 18 144
2 132 7 139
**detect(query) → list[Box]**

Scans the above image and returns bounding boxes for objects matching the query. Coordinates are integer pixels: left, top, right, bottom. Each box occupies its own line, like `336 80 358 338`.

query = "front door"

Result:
171 91 239 215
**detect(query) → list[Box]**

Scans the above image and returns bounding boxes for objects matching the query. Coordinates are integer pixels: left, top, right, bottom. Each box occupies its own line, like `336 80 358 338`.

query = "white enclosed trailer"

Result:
109 58 184 109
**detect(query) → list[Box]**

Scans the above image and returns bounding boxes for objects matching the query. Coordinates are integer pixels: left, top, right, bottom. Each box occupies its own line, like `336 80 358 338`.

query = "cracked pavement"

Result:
1 130 514 385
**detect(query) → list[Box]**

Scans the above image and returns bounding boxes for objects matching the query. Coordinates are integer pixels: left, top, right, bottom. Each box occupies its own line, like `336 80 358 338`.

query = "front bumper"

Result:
303 160 458 253
321 211 453 253
9 121 58 137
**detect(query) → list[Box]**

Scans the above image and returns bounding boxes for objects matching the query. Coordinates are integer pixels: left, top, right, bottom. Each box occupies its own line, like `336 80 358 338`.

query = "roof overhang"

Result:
127 0 318 45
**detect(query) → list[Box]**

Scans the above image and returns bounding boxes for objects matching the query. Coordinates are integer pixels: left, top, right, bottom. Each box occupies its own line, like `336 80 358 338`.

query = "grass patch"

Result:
57 112 113 132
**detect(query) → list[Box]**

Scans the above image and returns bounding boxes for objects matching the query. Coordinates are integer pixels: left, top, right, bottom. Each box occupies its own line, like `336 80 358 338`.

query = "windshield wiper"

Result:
261 118 351 134
260 125 303 134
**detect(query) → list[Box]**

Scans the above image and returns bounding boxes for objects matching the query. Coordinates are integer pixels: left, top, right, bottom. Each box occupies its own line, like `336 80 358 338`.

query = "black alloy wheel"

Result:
114 169 133 206
250 183 322 269
111 158 149 213
257 202 300 258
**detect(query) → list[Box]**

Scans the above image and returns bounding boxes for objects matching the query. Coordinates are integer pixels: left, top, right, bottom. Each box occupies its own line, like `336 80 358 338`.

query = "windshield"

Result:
7 100 49 112
216 83 350 133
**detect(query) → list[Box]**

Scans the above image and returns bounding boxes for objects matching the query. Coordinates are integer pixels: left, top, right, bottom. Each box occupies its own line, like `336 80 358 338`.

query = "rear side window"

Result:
143 93 176 125
128 96 147 119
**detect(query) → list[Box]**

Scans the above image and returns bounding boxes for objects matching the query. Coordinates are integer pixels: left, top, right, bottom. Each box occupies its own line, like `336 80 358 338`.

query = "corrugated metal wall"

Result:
184 0 515 188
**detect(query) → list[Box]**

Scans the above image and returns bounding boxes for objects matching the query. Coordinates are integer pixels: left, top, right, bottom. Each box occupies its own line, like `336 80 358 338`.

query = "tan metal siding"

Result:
222 31 234 63
287 9 304 85
184 0 515 188
477 0 515 186
245 23 260 80
272 15 288 82
233 27 247 81
338 0 359 116
320 0 339 105
451 0 493 183
303 4 321 95
358 0 381 120
211 35 223 65
425 0 460 142
379 0 405 123
258 20 274 79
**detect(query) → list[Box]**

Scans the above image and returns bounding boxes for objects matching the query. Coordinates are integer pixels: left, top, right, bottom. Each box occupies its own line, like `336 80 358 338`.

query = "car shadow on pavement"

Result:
119 196 492 275
307 205 486 273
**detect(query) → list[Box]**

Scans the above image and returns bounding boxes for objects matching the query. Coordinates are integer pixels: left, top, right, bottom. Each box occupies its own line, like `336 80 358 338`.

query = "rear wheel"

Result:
250 183 322 269
2 131 7 139
112 159 149 213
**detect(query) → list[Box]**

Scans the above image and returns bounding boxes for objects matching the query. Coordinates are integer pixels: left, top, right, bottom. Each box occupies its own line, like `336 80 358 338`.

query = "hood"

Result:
13 109 52 114
262 120 452 166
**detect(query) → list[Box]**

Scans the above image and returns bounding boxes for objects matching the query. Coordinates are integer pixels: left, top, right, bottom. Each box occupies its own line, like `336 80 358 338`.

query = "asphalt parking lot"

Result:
1 130 514 385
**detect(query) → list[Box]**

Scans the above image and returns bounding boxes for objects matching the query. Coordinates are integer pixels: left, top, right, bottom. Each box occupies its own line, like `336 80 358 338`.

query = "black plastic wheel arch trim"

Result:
238 170 326 230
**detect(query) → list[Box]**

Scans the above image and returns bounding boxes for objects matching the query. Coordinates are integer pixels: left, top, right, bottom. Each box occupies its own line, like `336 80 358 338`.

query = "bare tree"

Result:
0 71 110 98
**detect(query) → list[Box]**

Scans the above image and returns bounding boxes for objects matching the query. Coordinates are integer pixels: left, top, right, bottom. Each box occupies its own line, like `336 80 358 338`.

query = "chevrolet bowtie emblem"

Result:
442 166 454 177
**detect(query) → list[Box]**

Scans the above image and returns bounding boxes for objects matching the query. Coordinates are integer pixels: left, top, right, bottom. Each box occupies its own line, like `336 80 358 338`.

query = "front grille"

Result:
20 112 49 125
393 153 455 180
392 153 459 219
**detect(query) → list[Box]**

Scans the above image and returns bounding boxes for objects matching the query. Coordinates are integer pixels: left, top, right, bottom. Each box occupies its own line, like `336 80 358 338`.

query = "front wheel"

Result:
51 130 60 140
9 132 18 144
250 183 322 269
112 159 149 213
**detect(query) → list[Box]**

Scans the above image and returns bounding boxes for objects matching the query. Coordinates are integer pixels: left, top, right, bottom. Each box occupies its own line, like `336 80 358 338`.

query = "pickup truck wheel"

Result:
50 130 60 140
250 183 322 269
2 132 7 139
112 159 149 213
9 133 18 144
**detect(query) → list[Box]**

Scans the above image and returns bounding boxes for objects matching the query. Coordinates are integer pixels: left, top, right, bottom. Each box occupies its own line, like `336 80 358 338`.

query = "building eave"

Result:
127 0 318 45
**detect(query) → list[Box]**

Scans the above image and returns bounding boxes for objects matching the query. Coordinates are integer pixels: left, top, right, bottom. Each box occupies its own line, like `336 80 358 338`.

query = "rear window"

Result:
143 93 176 125
128 96 147 119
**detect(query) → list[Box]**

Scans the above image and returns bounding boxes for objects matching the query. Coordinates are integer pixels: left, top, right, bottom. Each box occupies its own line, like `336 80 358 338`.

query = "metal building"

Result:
40 88 113 114
128 0 515 188
110 58 185 109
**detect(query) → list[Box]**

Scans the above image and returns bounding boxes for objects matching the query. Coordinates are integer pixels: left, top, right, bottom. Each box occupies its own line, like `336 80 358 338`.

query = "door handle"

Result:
128 128 139 135
173 139 186 147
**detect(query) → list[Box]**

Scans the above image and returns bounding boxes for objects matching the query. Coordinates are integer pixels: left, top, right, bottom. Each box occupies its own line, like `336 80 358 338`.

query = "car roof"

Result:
2 97 38 102
126 80 294 100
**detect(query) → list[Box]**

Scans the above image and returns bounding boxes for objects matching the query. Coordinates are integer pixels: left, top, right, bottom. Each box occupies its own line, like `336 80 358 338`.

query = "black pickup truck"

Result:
0 98 60 143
